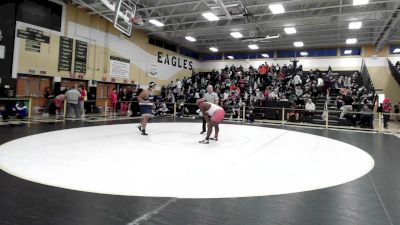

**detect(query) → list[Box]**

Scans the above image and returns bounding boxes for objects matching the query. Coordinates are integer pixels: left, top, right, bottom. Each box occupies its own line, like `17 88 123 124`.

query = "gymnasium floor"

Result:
0 118 399 225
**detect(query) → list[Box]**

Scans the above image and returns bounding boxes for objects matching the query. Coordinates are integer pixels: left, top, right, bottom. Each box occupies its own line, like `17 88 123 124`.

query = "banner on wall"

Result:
110 56 130 78
146 64 159 78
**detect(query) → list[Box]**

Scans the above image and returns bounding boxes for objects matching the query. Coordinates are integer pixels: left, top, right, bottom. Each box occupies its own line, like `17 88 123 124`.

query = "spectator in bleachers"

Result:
340 93 354 119
305 99 315 116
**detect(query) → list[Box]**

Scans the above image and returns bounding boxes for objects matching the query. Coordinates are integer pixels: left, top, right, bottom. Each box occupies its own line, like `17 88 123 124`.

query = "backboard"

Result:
113 0 136 36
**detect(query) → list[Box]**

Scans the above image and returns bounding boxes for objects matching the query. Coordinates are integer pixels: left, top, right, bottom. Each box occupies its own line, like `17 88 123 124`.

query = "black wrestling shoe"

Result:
200 131 205 134
199 139 209 144
210 137 218 141
137 125 142 132
141 129 148 135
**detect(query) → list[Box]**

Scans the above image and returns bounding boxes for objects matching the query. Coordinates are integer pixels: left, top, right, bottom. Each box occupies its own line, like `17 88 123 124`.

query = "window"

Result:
149 37 177 52
389 45 400 55
201 54 223 60
340 47 361 56
179 47 200 59
277 50 296 58
17 0 63 32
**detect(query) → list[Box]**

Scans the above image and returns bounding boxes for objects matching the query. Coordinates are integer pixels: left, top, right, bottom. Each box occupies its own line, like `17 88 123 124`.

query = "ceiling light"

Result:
202 12 219 21
261 54 269 58
209 47 218 52
284 27 297 34
185 36 196 42
393 48 400 53
344 50 353 55
149 19 164 27
349 21 362 29
248 44 259 50
227 56 234 59
300 51 308 56
269 4 285 14
293 41 304 47
346 38 357 44
230 32 243 39
353 0 369 5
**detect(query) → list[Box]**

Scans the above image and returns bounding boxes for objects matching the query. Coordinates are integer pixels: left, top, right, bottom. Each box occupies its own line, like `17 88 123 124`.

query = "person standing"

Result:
65 86 81 118
42 87 54 117
78 85 87 118
382 98 392 129
119 88 129 116
109 88 118 116
200 85 219 134
137 82 156 135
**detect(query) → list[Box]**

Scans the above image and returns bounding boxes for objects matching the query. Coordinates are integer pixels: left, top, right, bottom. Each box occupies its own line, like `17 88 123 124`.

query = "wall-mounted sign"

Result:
110 56 130 78
17 27 50 53
74 40 88 74
157 51 193 70
146 63 159 78
58 36 73 72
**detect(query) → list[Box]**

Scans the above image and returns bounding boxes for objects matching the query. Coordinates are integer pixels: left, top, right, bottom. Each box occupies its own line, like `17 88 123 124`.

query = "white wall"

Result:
67 22 201 81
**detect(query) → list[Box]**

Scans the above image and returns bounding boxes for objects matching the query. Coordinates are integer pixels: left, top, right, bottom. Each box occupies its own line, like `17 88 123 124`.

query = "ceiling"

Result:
71 0 400 53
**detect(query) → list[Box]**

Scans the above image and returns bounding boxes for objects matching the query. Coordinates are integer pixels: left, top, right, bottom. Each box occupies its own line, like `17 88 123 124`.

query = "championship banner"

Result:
110 56 130 78
146 64 159 78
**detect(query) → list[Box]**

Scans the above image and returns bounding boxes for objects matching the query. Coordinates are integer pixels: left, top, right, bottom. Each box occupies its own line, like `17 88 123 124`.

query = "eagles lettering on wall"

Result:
157 52 193 70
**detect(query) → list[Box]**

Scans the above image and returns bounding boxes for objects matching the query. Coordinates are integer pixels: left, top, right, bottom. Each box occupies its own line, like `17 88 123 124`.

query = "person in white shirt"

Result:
201 85 219 134
305 99 316 116
175 79 182 95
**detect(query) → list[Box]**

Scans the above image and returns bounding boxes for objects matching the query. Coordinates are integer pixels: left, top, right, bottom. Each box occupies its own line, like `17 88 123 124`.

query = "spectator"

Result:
13 101 27 119
394 103 399 123
78 85 87 118
382 98 392 129
65 86 81 118
109 88 118 116
54 94 65 119
119 88 129 116
340 93 354 119
305 99 315 116
42 87 54 117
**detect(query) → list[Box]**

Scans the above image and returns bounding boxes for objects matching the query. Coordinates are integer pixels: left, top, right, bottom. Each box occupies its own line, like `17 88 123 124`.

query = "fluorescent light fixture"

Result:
230 32 243 38
269 4 285 14
346 38 357 44
344 50 353 55
353 0 369 5
349 21 362 29
149 19 164 27
209 47 218 52
284 27 297 34
265 34 280 39
300 51 308 56
293 41 304 47
248 44 259 50
227 56 234 59
185 36 196 42
202 12 219 21
261 54 270 58
393 48 400 53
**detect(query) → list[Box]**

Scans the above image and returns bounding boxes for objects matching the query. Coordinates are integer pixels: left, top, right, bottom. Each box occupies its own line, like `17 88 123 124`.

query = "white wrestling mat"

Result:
0 123 374 198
